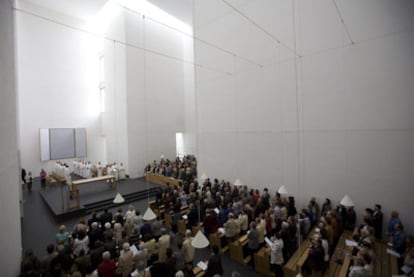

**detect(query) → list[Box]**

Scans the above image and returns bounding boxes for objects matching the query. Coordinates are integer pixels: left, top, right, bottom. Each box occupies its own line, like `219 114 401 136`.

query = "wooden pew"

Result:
254 247 273 277
229 234 251 265
390 253 399 276
210 232 229 254
178 219 187 235
373 240 399 277
323 230 353 277
284 229 317 277
284 241 311 277
145 173 182 187
193 261 208 277
163 205 189 229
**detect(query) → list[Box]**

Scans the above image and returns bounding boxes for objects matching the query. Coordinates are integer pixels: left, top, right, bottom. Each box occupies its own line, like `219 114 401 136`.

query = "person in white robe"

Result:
97 161 103 177
64 165 73 198
118 162 126 180
111 163 118 181
86 161 92 178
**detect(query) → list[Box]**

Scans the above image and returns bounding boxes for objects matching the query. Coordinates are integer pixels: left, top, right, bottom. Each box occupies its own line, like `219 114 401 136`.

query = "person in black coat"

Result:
205 246 223 277
99 209 113 228
372 204 383 239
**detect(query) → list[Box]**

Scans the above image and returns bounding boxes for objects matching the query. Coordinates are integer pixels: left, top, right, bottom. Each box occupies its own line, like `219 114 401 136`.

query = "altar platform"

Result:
39 176 158 219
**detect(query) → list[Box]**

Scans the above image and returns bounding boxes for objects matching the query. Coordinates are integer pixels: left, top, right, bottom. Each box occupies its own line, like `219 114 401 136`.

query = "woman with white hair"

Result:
125 205 136 222
118 242 135 277
98 251 116 276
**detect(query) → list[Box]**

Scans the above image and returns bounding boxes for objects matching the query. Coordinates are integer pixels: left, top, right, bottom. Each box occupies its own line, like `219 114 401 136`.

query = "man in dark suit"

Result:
99 208 113 228
372 204 383 239
205 246 223 277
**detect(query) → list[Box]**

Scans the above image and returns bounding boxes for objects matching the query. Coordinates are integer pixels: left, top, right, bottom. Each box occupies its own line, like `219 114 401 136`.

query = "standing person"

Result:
372 204 383 239
63 164 72 199
40 168 47 188
308 235 325 277
182 229 195 266
21 168 27 187
247 222 259 256
26 171 33 192
270 232 284 277
97 251 116 277
205 246 223 277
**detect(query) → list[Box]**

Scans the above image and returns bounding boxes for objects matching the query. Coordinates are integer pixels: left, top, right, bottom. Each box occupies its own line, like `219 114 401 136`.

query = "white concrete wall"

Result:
16 1 105 174
15 2 194 178
124 11 192 177
0 0 22 275
194 0 414 233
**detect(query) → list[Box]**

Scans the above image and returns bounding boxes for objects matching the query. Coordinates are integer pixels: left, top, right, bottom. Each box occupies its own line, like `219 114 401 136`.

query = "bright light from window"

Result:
86 0 191 35
120 0 192 35
86 0 121 35
99 54 104 83
176 132 184 158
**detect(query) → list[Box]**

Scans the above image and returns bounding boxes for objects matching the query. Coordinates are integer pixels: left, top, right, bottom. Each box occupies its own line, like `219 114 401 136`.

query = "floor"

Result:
21 177 264 277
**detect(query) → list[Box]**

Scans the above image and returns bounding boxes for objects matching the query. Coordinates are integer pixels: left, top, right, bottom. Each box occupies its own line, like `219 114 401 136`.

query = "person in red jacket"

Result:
98 251 116 277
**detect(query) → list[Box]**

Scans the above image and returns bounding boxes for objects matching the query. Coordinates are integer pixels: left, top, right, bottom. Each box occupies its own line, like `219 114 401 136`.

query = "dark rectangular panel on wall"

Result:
49 128 75 159
75 128 87 157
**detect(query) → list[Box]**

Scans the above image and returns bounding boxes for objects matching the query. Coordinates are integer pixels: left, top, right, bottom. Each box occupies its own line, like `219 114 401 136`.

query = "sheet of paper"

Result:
130 244 139 256
401 265 413 274
386 248 401 258
197 261 207 271
345 240 358 247
265 237 273 247
130 269 139 277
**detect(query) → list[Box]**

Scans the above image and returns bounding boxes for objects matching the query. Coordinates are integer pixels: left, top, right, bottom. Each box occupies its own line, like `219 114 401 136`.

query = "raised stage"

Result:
39 176 158 219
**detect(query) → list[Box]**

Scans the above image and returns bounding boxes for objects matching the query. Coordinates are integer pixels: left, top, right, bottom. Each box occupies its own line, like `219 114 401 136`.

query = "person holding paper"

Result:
63 165 72 199
269 232 284 277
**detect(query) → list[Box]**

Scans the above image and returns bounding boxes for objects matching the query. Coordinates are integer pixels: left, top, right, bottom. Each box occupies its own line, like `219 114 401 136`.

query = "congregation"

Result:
19 155 413 277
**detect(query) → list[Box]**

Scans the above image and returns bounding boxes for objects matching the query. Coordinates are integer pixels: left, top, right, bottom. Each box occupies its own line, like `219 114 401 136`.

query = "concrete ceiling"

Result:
22 0 193 25
20 0 414 67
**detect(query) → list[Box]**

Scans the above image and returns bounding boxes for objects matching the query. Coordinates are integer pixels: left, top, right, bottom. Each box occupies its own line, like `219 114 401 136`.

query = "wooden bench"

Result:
284 241 311 277
284 229 317 277
210 232 229 254
163 205 189 229
373 240 399 277
145 173 182 187
193 260 208 277
254 246 273 277
323 230 353 277
68 175 116 210
229 234 251 265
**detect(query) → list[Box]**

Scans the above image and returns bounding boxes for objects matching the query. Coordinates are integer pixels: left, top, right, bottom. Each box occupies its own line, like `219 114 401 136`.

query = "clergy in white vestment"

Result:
72 160 78 175
118 162 126 180
81 161 87 178
86 161 92 178
64 165 72 193
97 161 103 177
111 163 118 180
